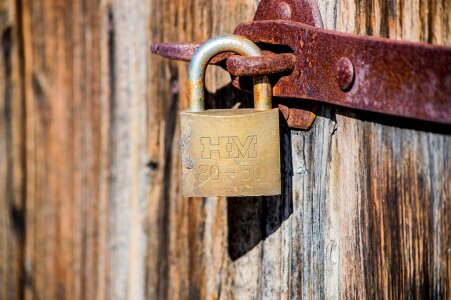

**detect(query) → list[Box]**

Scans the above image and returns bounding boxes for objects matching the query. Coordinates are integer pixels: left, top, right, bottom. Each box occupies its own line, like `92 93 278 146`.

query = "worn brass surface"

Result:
181 108 281 197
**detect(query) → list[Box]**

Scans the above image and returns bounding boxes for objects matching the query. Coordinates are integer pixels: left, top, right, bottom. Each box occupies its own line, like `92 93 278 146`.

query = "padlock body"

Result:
180 108 281 197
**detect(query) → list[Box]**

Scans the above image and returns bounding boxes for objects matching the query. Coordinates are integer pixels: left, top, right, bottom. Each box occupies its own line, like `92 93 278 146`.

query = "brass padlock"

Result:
181 34 281 197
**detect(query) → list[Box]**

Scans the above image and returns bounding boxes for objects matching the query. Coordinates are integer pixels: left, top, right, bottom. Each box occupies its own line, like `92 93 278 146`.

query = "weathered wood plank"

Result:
20 1 114 299
0 0 24 299
108 1 150 299
318 0 450 298
19 0 156 298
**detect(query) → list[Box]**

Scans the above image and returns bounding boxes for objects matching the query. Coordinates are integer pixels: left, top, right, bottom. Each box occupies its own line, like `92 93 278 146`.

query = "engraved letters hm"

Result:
200 135 257 159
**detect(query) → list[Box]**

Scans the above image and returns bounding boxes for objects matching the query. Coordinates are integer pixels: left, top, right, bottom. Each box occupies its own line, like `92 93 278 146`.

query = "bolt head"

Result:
275 2 292 20
336 57 354 91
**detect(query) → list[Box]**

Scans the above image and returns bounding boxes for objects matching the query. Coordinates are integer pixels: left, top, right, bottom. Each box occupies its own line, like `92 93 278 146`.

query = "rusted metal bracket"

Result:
151 44 296 76
151 0 451 128
234 20 451 125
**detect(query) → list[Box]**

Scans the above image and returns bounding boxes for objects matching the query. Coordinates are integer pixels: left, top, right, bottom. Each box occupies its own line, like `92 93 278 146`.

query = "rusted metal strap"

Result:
151 22 451 125
151 43 227 64
234 20 451 125
151 43 296 76
227 53 295 76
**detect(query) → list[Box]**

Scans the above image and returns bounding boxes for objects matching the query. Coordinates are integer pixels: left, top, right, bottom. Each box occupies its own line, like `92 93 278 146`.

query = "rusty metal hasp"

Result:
151 0 451 128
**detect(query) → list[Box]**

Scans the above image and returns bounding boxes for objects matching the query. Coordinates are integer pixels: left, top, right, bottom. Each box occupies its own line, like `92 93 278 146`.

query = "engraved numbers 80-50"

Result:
198 163 262 182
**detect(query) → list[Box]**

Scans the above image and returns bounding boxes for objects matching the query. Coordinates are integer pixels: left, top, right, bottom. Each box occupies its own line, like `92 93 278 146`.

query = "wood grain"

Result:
20 1 112 299
0 0 24 299
0 0 449 299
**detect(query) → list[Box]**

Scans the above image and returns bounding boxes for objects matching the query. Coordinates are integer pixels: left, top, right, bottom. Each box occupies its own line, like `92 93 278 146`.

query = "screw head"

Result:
275 2 292 20
336 57 354 91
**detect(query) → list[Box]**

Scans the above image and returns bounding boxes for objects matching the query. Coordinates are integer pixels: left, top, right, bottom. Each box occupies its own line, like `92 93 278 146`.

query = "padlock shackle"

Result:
188 34 272 112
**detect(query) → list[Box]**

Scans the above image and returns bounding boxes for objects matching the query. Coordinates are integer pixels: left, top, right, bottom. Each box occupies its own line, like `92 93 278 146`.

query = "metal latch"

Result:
151 0 451 129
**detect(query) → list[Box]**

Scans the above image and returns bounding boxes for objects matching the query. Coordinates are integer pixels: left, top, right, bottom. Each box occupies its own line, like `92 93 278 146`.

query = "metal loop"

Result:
188 34 272 112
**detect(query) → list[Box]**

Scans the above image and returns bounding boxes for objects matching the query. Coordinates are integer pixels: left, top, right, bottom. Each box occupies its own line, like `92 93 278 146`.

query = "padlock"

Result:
180 34 281 197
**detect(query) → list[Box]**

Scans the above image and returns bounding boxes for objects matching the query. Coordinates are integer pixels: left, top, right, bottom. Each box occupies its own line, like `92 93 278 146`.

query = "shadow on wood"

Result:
227 116 293 261
298 98 451 136
205 83 307 261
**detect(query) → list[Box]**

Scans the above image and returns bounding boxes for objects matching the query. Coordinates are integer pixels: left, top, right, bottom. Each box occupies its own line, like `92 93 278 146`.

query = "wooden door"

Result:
0 0 449 299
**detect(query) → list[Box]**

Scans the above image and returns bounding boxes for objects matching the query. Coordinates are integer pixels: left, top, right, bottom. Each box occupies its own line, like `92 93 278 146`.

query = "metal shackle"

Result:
188 34 272 112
